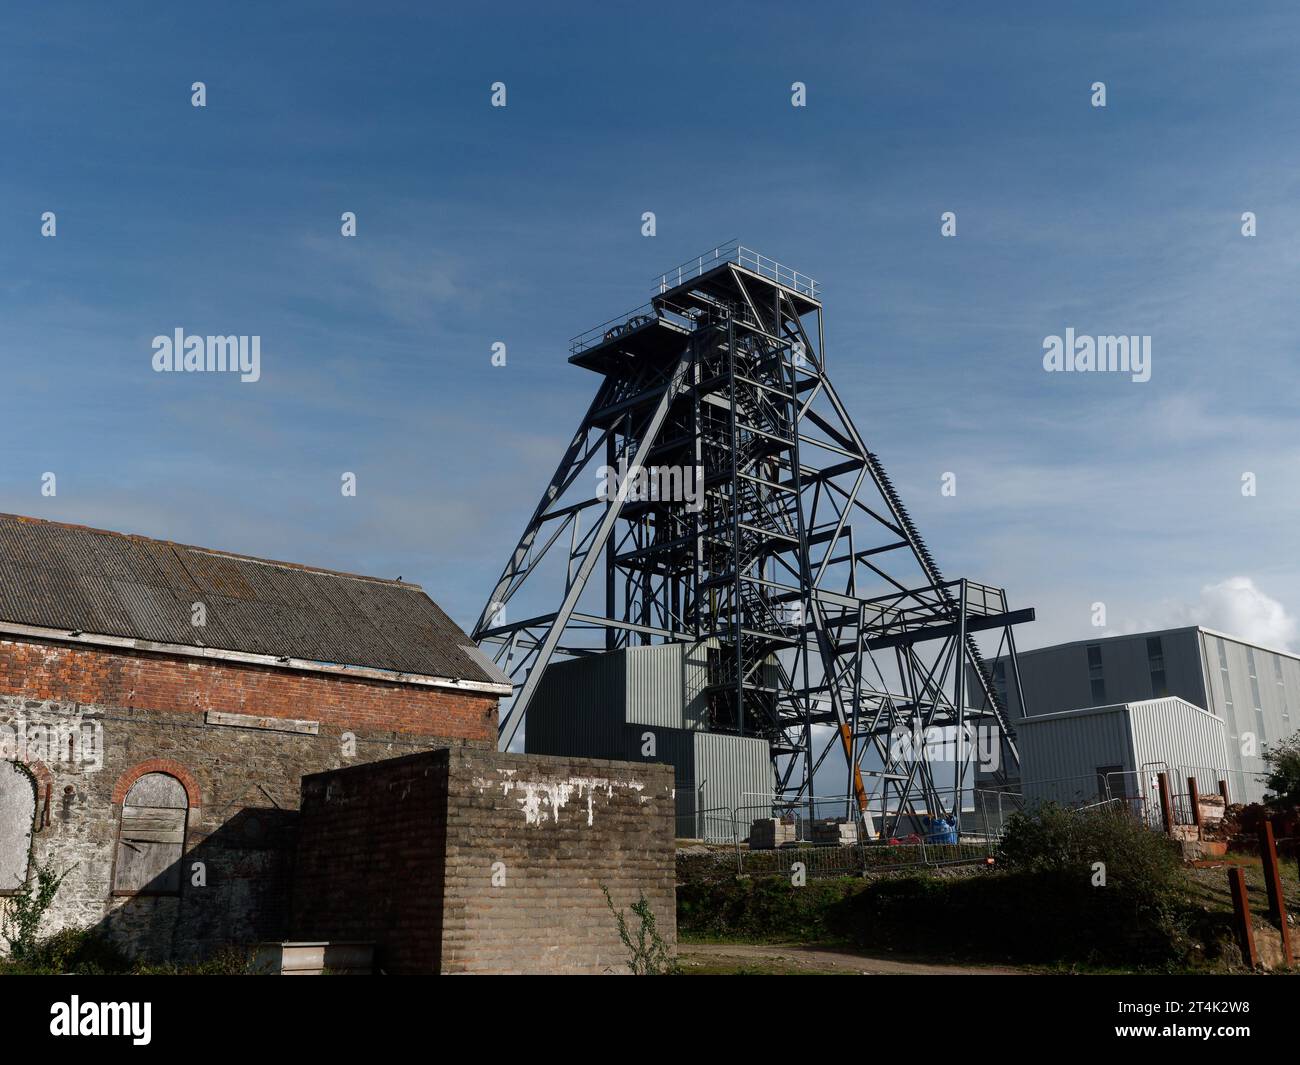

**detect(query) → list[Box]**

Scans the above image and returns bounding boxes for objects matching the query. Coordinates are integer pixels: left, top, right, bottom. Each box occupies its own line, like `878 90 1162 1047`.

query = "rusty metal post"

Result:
1218 778 1230 806
1157 772 1174 835
1260 822 1284 922
1187 776 1203 833
1259 821 1293 965
1228 866 1258 968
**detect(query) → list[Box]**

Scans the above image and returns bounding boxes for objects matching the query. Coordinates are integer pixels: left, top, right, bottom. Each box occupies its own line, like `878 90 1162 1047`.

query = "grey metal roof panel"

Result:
190 593 258 654
180 550 260 601
82 575 141 636
136 538 202 592
399 590 502 681
87 532 138 581
308 571 408 668
111 579 189 646
0 514 496 686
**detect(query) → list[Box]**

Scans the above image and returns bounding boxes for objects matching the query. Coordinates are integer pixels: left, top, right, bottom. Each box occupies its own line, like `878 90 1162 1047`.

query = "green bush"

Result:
999 801 1183 889
1 861 71 961
0 929 258 976
679 867 1197 967
678 875 867 942
1262 730 1300 805
841 870 1193 965
0 928 130 975
679 806 1202 967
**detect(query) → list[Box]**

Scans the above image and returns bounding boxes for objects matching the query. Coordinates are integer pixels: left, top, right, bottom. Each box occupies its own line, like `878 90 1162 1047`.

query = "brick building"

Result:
0 514 511 962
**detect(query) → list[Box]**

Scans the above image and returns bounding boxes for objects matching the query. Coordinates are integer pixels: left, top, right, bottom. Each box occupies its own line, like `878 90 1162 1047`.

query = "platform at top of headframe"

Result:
568 241 821 371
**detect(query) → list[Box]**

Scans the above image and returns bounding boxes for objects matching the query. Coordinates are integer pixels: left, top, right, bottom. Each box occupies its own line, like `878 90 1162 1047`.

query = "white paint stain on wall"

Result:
472 771 647 827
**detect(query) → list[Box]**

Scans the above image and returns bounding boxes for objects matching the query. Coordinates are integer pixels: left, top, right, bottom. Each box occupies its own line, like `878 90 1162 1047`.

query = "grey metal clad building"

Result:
988 626 1299 804
1017 697 1230 808
523 641 773 838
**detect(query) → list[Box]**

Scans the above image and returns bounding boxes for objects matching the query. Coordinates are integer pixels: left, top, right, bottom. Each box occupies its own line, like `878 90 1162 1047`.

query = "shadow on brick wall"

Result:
93 807 299 966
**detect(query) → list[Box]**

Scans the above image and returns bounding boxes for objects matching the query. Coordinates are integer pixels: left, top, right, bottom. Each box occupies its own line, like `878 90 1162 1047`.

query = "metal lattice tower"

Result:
474 241 1033 836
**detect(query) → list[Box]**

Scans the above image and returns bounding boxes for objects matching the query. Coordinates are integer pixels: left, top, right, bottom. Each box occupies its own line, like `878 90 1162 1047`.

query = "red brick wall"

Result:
0 636 497 741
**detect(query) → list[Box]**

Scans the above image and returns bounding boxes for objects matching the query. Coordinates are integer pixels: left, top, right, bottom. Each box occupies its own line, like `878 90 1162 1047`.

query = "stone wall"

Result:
0 633 498 963
291 749 677 974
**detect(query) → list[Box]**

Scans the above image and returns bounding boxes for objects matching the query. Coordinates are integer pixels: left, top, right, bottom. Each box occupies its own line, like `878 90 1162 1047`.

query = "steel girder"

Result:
473 249 1033 835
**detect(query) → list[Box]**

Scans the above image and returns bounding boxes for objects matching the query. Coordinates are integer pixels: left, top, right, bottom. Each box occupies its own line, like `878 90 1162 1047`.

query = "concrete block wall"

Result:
291 749 677 974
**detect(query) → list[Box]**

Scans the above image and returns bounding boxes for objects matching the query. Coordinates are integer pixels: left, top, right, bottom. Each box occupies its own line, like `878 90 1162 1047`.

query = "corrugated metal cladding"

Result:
1018 697 1230 807
525 644 772 838
524 652 625 759
1018 704 1135 805
985 627 1210 722
1127 697 1230 795
0 514 499 683
1198 630 1298 804
624 643 687 729
623 639 716 730
682 641 713 730
689 731 773 831
531 639 717 733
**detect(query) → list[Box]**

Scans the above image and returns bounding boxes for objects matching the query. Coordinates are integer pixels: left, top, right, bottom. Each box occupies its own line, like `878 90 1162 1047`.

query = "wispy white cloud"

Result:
1110 576 1298 652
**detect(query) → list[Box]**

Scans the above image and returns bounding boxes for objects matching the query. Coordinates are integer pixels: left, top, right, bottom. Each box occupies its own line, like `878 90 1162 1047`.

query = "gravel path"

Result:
678 942 1027 975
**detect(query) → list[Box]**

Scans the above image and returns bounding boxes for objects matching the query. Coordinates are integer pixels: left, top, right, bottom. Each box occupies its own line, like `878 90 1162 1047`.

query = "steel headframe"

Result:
473 242 1033 837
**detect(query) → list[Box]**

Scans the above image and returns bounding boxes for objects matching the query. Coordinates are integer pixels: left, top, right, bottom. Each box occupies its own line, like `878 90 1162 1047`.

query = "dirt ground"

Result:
678 942 1026 976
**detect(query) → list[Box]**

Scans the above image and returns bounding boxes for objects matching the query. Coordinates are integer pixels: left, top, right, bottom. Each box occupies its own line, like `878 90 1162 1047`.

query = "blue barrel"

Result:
923 816 957 844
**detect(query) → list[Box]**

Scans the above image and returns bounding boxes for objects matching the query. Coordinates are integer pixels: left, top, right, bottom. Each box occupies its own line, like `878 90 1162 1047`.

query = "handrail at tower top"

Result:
653 240 820 301
569 242 821 356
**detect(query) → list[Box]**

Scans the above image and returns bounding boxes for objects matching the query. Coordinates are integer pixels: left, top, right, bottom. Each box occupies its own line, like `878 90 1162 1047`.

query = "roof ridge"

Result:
0 512 421 589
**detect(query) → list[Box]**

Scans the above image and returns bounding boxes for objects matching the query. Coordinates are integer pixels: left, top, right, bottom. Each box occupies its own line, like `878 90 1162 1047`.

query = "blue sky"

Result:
3 1 1299 652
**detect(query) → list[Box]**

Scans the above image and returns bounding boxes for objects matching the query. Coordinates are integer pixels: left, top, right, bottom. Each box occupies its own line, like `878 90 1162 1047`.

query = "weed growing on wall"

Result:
1 860 70 961
601 884 677 975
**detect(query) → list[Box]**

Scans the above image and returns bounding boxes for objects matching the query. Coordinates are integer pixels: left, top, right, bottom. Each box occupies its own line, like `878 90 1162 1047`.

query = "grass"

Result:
1182 851 1300 915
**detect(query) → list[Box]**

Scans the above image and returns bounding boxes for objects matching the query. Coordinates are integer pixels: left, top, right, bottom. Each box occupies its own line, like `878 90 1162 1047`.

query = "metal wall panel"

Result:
1163 630 1210 708
622 639 716 731
681 639 714 731
524 651 626 758
986 626 1299 805
997 627 1207 720
1199 632 1297 803
628 726 697 837
1126 696 1230 797
1018 697 1232 807
1018 704 1135 806
587 723 766 840
528 645 774 837
624 643 685 729
690 730 773 829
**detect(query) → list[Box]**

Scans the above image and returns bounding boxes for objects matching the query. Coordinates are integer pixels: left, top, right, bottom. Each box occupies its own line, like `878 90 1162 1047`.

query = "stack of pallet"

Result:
812 818 858 846
749 818 798 850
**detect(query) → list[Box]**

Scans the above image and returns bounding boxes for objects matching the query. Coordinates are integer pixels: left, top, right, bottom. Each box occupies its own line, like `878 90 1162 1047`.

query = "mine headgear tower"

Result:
474 241 1033 835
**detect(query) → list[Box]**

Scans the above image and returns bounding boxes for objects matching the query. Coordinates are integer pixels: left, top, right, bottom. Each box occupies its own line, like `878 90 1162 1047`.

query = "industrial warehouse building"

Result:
988 626 1299 806
0 514 676 970
523 641 773 838
1016 697 1229 807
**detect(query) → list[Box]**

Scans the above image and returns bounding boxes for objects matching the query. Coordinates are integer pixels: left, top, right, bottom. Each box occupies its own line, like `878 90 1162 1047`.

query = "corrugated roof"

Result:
0 514 502 687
